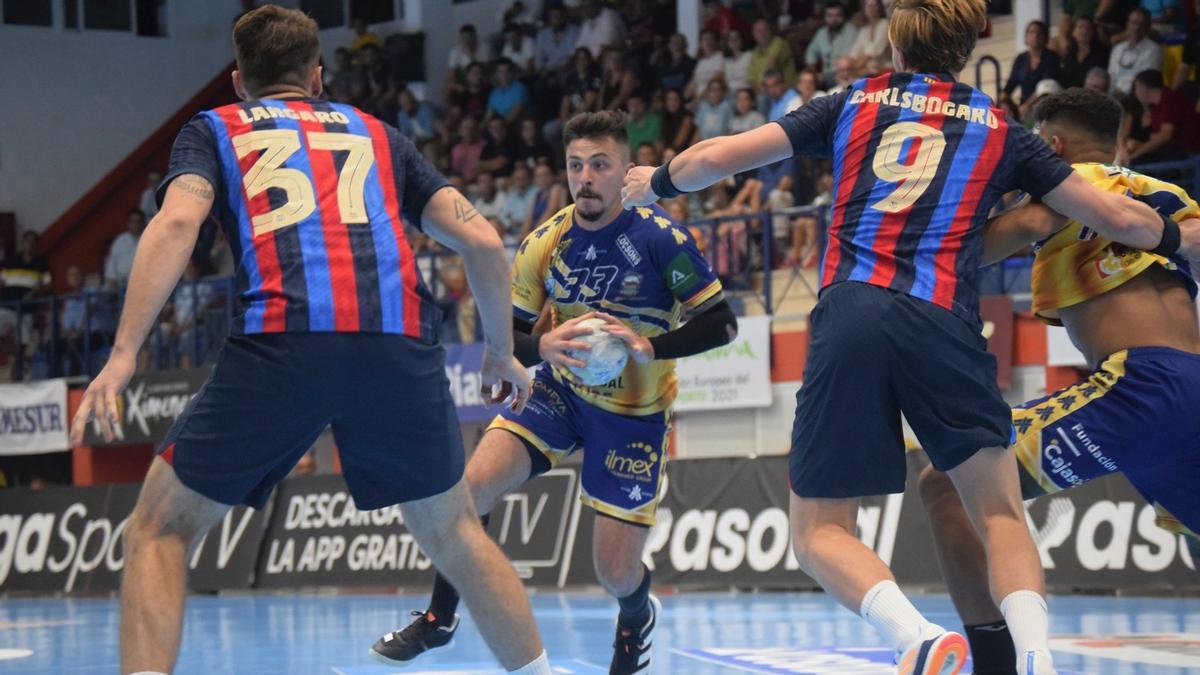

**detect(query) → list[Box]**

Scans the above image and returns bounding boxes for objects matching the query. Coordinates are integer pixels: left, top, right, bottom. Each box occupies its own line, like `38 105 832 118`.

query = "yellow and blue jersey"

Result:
1031 162 1200 325
512 203 723 416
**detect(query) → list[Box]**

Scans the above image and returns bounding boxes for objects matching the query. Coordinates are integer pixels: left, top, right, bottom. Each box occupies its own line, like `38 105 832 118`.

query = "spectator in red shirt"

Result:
1123 69 1200 163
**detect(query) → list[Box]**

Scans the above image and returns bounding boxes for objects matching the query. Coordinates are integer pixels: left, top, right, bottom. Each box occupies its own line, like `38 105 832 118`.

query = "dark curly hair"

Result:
1032 87 1123 144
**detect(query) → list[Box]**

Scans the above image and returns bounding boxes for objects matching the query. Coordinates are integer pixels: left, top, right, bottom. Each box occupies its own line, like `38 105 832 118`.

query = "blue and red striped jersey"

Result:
159 98 447 338
776 72 1073 326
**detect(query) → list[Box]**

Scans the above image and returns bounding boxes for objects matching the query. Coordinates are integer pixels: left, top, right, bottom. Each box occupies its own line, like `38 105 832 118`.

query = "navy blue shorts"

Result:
1012 347 1200 538
158 333 464 510
790 282 1012 498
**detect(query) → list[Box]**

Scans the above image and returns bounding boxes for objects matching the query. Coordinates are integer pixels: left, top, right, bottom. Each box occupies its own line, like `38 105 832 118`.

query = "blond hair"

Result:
888 0 987 74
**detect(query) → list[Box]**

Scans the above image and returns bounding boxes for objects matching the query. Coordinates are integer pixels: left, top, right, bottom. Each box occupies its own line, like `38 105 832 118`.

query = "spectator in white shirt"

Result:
497 163 536 246
686 29 727 100
471 172 508 227
500 23 536 76
723 29 753 92
139 171 161 221
730 86 767 134
1109 9 1163 95
535 6 579 72
575 0 624 57
448 24 482 73
847 0 889 76
104 209 144 289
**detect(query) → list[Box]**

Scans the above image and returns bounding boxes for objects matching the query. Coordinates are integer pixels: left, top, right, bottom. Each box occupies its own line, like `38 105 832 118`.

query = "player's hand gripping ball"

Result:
566 318 629 386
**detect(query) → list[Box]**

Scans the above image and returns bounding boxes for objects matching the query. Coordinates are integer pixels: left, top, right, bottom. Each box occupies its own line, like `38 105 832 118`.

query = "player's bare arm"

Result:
70 173 212 445
981 203 1068 266
421 185 530 413
1042 172 1184 253
622 123 794 208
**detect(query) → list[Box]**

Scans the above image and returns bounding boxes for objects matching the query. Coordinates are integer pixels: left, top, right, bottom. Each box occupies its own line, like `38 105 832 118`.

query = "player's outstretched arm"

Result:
1041 172 1176 252
421 186 530 412
981 203 1068 266
622 124 794 208
70 174 211 445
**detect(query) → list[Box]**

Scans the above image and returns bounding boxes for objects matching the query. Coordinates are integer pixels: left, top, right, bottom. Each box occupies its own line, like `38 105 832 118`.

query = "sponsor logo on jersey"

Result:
616 234 642 267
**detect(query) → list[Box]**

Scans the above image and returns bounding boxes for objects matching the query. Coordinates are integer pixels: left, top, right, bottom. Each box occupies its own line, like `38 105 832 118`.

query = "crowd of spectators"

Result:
10 0 1200 381
1002 2 1200 164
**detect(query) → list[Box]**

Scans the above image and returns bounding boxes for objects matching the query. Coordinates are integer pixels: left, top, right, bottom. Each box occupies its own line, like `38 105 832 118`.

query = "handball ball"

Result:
566 318 629 386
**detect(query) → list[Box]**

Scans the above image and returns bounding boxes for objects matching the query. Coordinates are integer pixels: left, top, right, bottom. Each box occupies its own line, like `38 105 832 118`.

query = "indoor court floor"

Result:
1 592 1198 673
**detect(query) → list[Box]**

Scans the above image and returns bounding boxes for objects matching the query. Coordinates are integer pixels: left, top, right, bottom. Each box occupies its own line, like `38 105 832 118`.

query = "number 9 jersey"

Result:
160 98 447 338
775 72 1074 329
512 203 723 417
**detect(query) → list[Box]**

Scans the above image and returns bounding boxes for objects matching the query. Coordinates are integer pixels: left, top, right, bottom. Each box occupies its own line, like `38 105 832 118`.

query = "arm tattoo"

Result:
175 175 215 200
453 197 480 223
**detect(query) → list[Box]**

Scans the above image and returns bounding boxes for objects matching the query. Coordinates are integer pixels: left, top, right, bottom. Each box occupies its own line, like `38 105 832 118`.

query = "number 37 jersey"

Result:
161 98 447 338
775 72 1074 327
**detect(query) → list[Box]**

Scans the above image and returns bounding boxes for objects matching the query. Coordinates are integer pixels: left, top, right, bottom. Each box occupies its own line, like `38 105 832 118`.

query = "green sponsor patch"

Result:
665 252 697 292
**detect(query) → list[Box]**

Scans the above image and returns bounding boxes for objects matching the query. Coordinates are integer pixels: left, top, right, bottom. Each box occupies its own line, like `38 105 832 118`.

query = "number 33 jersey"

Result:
512 204 723 416
161 98 447 338
775 72 1074 328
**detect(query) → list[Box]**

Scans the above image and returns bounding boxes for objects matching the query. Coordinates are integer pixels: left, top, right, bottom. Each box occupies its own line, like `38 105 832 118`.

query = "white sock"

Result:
509 649 552 674
860 580 943 652
1000 590 1051 658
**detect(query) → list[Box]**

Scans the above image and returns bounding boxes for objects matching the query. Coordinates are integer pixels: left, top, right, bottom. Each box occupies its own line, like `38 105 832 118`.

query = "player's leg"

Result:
916 464 1016 675
346 353 571 670
400 476 548 672
578 406 669 674
120 458 227 673
121 334 329 673
788 283 960 669
425 428 542 626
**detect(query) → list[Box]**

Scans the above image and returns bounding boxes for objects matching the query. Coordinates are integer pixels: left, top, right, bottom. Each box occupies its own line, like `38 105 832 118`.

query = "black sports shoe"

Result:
369 611 459 665
609 594 661 674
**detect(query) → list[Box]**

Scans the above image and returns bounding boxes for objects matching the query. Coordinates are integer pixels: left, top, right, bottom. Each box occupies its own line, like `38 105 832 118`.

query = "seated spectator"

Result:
1059 16 1111 88
749 19 796 91
536 6 580 73
450 116 487 182
730 87 767 134
575 0 625 57
660 89 696 151
635 142 661 166
448 24 482 73
500 24 536 76
523 162 569 236
599 47 639 111
139 171 161 221
763 68 801 120
826 56 857 94
514 118 553 169
723 29 753 93
686 29 728 100
695 79 734 140
787 167 834 268
794 67 828 106
471 172 508 227
349 18 382 52
328 47 362 100
805 1 858 86
625 94 662 152
486 58 530 122
1084 66 1113 91
104 209 144 289
847 0 889 76
1109 9 1162 94
549 48 602 145
1021 78 1064 121
479 116 520 177
1003 21 1062 109
1056 0 1102 52
57 266 91 376
1123 69 1200 162
395 89 440 145
702 0 750 40
654 33 697 93
447 61 491 119
498 163 536 245
167 259 214 369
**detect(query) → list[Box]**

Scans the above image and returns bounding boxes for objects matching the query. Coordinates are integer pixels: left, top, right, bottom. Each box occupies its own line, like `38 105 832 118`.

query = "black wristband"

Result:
650 158 684 200
1150 213 1181 257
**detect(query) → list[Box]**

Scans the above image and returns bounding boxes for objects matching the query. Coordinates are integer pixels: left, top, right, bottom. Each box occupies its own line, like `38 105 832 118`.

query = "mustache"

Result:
576 191 602 199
